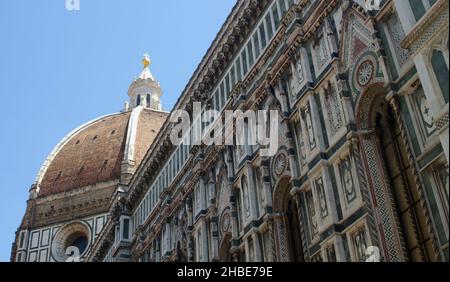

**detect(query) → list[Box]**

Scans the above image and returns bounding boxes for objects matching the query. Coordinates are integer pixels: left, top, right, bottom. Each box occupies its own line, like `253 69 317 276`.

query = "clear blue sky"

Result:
0 0 235 262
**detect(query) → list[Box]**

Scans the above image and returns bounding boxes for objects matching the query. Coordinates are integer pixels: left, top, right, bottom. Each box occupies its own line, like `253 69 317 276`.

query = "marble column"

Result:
187 236 194 262
274 80 289 115
200 220 209 262
199 173 207 212
208 170 216 208
186 199 194 262
156 237 161 262
210 217 219 261
230 191 241 262
165 219 171 256
293 193 309 262
285 123 302 194
252 232 263 262
268 218 277 262
308 94 327 151
246 164 259 221
334 236 347 262
261 161 273 210
244 239 250 262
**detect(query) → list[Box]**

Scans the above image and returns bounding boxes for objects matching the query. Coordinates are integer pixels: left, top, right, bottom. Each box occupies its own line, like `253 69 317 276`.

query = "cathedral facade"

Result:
12 0 449 262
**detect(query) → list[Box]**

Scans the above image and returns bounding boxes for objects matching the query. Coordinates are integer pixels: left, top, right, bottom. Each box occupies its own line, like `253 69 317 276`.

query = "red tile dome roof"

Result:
36 108 168 198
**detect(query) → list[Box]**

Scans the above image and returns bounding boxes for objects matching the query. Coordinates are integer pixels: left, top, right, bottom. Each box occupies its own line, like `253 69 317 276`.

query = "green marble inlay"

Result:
398 95 421 157
378 22 399 80
421 172 448 245
418 143 443 169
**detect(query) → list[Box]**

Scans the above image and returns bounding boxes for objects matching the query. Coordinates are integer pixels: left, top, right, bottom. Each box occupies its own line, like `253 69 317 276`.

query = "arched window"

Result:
146 94 151 108
431 50 449 103
136 94 141 106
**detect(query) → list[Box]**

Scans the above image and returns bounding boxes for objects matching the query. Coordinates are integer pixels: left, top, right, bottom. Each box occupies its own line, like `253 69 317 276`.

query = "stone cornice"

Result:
121 1 351 253
126 0 273 211
302 0 340 40
34 180 118 204
401 0 449 51
126 0 345 216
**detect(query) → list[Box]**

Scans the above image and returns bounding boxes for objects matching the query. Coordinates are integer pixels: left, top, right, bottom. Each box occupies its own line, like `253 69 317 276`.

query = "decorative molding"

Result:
401 0 449 55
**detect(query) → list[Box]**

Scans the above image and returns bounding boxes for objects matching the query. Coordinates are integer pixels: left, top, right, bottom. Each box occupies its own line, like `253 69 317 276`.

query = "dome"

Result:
35 107 168 198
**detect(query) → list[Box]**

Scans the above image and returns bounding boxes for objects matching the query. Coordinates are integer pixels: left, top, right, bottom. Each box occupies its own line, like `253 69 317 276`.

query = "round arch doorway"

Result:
355 85 438 261
273 177 304 262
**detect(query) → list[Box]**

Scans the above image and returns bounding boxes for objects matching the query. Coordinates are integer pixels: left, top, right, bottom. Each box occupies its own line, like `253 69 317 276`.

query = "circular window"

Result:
274 153 287 176
65 232 89 255
356 60 374 87
220 212 231 234
51 221 91 262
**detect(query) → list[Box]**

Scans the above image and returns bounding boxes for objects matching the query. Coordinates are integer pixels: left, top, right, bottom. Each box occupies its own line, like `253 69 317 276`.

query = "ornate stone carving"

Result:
274 153 288 177
356 60 374 87
220 209 231 234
